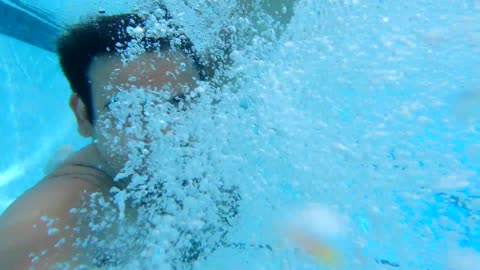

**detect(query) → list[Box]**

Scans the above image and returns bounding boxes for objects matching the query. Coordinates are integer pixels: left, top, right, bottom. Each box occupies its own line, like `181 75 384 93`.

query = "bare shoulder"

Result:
0 144 116 269
1 174 103 223
0 171 108 269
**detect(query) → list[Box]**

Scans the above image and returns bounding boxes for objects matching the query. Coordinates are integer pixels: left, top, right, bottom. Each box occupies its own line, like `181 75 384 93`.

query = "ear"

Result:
69 94 94 138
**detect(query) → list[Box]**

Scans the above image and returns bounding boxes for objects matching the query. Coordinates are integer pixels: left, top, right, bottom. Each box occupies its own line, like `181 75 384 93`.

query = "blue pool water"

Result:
0 32 88 209
0 0 479 269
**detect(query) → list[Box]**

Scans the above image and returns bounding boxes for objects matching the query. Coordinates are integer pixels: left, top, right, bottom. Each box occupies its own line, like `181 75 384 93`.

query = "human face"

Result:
87 51 200 176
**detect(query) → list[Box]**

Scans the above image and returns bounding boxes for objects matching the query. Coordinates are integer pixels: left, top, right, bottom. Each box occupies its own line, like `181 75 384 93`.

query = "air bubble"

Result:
166 71 177 80
154 8 166 18
47 228 59 236
178 62 187 72
127 26 145 39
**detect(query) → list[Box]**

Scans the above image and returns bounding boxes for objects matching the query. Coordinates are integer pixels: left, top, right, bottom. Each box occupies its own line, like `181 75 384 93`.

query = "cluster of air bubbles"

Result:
87 72 243 268
115 6 176 64
77 0 480 269
143 7 178 40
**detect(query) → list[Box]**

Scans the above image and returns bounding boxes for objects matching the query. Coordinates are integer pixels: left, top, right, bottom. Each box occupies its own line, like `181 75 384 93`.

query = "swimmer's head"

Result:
57 11 205 174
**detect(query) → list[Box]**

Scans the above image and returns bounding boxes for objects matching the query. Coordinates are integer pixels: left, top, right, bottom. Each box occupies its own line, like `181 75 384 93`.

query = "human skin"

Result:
0 51 200 269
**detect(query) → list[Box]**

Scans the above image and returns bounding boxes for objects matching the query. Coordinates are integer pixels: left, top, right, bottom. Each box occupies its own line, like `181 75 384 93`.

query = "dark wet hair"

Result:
57 10 205 123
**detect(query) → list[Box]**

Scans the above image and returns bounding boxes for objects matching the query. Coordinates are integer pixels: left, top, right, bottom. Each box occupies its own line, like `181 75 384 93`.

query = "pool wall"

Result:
0 33 87 213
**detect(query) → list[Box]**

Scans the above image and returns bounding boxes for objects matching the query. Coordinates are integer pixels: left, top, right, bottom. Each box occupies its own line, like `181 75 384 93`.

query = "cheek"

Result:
93 114 131 173
93 111 155 159
95 115 125 147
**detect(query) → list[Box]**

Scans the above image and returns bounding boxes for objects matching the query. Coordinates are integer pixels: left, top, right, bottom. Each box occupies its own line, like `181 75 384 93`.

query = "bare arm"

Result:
0 177 101 269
